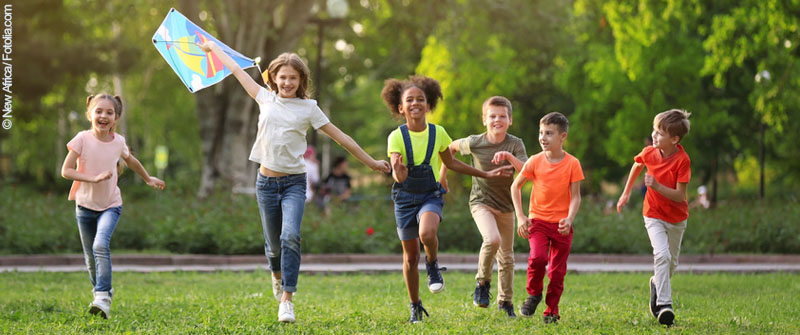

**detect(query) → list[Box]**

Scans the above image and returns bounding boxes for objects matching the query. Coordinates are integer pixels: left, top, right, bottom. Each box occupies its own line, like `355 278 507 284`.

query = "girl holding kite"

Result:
200 41 390 323
61 94 165 319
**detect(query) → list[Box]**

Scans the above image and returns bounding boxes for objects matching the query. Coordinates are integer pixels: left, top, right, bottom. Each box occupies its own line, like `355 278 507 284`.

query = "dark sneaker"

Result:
472 281 491 307
657 305 675 326
425 257 446 293
519 294 542 317
409 300 429 324
649 276 658 318
543 314 560 324
498 300 517 318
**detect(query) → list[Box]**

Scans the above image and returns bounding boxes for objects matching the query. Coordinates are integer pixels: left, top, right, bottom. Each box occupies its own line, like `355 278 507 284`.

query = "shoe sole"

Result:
658 308 675 326
88 305 108 319
278 318 296 323
473 301 488 308
428 283 445 294
519 309 533 317
649 276 658 318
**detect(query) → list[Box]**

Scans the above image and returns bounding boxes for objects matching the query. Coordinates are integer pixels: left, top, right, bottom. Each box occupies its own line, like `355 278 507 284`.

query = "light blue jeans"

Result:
256 173 306 293
75 205 122 293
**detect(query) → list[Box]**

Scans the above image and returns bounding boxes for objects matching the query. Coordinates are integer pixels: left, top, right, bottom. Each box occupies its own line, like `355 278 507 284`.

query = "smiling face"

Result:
538 122 566 152
398 86 428 122
88 98 118 134
274 65 301 98
483 105 511 135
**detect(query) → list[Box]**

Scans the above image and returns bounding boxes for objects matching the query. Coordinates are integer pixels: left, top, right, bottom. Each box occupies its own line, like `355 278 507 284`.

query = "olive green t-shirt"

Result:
457 133 527 213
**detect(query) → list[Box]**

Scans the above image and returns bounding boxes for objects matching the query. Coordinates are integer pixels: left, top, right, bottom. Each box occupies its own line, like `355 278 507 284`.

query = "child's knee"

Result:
653 249 671 264
529 254 547 268
280 233 301 250
419 230 437 245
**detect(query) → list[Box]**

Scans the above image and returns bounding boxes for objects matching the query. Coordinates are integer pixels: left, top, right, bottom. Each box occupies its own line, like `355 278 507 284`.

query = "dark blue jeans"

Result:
256 173 306 293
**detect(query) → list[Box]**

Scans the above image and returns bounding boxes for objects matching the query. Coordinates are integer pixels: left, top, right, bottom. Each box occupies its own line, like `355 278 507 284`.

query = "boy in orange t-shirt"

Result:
511 112 583 324
617 109 691 327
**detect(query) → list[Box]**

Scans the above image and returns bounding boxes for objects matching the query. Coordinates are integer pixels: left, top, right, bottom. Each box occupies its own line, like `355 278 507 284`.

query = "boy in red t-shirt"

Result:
511 112 583 324
617 109 691 327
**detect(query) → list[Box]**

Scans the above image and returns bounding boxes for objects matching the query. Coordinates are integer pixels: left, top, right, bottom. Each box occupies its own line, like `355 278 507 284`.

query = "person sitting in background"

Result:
322 156 352 204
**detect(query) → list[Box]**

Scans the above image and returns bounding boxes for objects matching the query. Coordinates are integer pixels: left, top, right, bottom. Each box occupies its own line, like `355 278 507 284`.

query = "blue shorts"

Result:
391 185 445 241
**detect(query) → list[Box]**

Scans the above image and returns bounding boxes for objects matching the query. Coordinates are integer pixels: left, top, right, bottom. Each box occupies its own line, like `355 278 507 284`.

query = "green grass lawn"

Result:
1 271 798 334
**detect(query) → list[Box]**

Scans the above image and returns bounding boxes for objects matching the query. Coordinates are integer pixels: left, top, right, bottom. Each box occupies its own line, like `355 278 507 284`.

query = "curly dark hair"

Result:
380 75 443 116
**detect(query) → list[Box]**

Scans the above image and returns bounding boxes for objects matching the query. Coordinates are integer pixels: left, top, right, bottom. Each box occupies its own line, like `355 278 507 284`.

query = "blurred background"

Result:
1 0 798 255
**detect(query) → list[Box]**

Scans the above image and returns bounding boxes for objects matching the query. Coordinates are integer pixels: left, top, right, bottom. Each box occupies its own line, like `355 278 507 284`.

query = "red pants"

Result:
526 218 573 316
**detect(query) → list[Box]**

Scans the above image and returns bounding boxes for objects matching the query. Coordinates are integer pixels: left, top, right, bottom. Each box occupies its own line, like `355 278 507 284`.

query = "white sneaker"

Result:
271 275 283 302
89 291 112 319
278 300 296 323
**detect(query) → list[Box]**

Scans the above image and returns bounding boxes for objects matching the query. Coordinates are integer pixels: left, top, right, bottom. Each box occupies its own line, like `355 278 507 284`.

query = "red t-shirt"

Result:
520 152 584 223
635 144 691 223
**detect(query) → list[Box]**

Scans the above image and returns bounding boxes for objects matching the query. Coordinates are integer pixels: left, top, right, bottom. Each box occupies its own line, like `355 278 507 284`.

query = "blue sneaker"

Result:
425 257 446 293
409 300 429 324
472 281 491 307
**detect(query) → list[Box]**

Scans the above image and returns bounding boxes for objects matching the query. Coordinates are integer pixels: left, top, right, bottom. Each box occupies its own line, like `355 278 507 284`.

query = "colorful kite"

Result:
152 8 256 93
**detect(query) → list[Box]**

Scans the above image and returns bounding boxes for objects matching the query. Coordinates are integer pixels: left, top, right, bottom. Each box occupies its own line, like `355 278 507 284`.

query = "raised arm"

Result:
318 123 391 173
616 162 644 213
199 41 261 99
440 147 512 179
491 151 525 171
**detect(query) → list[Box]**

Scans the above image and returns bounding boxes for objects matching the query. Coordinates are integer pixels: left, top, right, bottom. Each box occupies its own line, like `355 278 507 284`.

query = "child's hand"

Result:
485 165 514 179
616 193 629 213
440 175 449 193
371 159 391 173
516 216 530 239
644 174 658 190
147 177 166 190
558 217 572 235
92 170 113 183
391 156 407 183
491 151 511 165
198 41 216 53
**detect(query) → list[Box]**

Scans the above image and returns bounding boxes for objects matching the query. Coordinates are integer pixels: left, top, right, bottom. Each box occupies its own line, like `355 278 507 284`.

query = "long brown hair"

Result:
263 53 312 99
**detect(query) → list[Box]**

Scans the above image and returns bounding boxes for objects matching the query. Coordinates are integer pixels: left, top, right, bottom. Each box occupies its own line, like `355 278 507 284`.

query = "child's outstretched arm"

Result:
122 153 165 190
558 181 581 236
616 162 644 213
438 140 462 193
645 176 688 203
61 151 112 183
440 148 512 179
511 172 530 239
318 123 391 173
491 151 525 171
199 41 261 99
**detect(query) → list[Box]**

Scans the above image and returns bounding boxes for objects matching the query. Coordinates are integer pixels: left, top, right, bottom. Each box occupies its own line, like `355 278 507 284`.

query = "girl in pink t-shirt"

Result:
61 94 165 319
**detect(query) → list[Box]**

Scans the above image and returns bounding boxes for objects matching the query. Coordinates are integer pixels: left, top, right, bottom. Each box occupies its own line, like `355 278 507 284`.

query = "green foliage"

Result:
2 183 798 255
2 271 800 333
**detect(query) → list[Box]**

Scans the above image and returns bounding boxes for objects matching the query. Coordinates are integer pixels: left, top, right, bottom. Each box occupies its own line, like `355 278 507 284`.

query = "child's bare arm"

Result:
122 154 165 190
511 172 530 239
559 181 582 235
616 162 644 213
491 151 525 171
61 151 112 183
199 41 261 99
438 140 462 192
645 176 688 202
390 153 407 183
318 123 391 173
441 148 512 179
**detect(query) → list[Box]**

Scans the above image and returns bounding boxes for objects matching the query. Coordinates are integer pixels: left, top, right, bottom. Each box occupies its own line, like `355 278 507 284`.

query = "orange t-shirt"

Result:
520 152 584 223
635 144 691 223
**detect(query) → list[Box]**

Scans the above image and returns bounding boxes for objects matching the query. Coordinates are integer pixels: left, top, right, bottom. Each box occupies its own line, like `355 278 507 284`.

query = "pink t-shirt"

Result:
67 131 130 211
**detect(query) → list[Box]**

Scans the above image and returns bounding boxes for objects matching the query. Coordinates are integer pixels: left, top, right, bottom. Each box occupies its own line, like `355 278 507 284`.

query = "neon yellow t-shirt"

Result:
387 123 452 182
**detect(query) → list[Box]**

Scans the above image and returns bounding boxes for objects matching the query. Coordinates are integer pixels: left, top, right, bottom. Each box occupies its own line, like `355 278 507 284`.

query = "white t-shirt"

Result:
249 87 330 174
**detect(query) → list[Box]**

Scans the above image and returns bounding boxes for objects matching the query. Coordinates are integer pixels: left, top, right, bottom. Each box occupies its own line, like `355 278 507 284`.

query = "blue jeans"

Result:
75 205 122 293
256 173 306 293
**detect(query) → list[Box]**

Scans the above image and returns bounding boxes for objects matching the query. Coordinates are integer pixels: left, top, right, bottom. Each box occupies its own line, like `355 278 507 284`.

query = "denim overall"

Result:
392 124 445 240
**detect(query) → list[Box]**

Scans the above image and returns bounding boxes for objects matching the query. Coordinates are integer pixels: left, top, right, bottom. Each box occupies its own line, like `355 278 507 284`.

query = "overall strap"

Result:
422 123 436 165
399 125 415 167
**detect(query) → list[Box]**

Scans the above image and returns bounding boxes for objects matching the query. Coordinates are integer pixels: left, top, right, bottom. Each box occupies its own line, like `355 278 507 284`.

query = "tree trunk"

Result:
188 0 316 198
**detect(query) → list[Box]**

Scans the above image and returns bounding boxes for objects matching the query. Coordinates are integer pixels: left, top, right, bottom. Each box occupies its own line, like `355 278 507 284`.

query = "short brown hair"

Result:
482 96 512 118
264 53 312 99
654 109 691 141
540 112 569 133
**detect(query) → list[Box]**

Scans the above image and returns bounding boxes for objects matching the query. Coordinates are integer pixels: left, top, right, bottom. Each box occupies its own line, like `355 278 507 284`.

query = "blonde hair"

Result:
262 53 312 99
654 109 691 141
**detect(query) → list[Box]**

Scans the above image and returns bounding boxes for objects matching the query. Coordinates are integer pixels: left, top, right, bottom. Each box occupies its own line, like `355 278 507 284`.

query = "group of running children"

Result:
61 43 692 327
